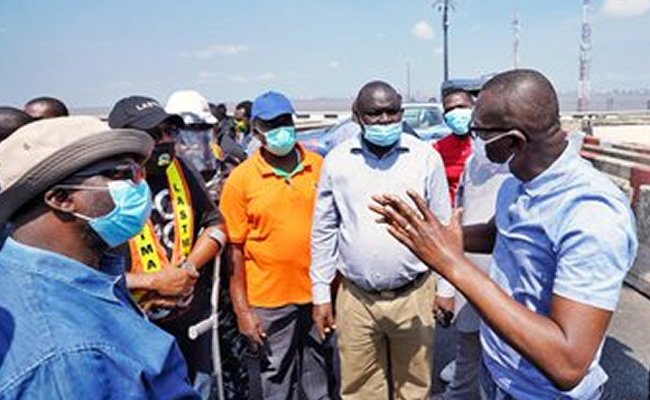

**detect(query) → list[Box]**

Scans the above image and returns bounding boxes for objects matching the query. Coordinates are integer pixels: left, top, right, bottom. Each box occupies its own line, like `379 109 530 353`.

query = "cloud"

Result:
412 21 434 40
230 72 276 83
602 0 650 17
327 61 340 69
179 44 249 59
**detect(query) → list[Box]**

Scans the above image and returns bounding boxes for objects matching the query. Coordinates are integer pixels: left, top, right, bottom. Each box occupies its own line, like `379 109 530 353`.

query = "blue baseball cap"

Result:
251 91 295 120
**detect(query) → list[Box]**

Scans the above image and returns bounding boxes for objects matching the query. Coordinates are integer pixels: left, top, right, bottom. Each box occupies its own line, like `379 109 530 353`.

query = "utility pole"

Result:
405 59 412 101
577 0 592 112
513 8 520 69
434 0 454 82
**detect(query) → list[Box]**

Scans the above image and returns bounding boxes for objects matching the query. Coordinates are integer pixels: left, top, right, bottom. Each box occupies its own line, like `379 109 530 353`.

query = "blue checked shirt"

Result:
310 133 451 304
481 145 638 400
0 237 199 400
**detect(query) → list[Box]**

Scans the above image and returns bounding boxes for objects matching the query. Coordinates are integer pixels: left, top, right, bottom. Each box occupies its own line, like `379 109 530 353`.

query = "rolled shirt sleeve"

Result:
437 278 456 298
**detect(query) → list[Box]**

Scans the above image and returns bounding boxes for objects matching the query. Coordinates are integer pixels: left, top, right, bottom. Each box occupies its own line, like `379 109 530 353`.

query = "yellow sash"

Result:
128 159 195 299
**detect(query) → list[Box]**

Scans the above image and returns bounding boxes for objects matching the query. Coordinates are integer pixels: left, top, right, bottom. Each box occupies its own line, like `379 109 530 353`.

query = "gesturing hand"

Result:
369 189 465 278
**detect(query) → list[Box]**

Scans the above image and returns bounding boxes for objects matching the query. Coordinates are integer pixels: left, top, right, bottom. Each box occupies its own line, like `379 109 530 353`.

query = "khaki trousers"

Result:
336 274 436 400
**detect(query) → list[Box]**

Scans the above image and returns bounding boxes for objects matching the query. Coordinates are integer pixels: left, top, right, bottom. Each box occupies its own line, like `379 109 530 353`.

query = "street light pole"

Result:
435 0 454 82
406 59 412 101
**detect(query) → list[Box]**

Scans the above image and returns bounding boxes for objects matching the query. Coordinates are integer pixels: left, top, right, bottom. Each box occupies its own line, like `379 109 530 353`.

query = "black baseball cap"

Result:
108 95 184 130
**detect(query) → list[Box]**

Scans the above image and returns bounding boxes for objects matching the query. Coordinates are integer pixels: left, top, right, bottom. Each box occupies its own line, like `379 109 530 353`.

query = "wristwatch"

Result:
180 259 198 274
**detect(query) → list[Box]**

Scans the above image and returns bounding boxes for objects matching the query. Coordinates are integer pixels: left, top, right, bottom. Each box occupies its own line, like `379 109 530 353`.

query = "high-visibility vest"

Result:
129 158 195 301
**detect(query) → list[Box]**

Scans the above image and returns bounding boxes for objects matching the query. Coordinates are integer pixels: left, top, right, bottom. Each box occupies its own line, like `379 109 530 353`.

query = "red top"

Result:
433 134 472 206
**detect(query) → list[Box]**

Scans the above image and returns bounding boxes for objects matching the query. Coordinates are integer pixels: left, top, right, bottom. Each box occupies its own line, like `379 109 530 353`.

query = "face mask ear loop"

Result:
510 129 528 143
70 211 92 222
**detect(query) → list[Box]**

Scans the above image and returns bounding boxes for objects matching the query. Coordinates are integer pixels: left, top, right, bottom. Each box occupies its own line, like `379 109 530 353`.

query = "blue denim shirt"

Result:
481 145 638 399
0 237 199 399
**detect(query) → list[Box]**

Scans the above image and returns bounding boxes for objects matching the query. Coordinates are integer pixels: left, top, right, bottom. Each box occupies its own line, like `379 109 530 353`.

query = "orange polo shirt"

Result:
219 144 323 307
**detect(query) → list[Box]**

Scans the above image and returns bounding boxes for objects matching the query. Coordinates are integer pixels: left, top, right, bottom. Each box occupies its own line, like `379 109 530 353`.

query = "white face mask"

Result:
471 130 524 170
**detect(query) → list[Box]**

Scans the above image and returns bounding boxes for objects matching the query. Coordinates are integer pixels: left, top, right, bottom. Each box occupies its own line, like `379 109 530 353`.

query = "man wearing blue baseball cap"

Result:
220 91 337 399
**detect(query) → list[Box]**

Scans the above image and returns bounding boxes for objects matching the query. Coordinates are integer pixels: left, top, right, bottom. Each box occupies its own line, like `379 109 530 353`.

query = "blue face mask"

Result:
363 121 402 147
68 180 153 248
263 126 296 156
444 108 472 135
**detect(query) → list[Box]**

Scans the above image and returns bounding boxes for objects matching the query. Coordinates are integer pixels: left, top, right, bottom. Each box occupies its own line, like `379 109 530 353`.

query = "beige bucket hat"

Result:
0 116 154 223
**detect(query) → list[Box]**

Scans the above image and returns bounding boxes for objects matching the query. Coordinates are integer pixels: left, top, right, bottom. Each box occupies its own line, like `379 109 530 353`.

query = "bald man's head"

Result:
477 69 559 139
0 106 34 143
24 96 69 119
355 81 402 116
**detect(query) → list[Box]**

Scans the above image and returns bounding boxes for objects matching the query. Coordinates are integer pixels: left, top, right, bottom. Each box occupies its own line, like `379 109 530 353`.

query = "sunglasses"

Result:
65 162 146 185
146 125 180 141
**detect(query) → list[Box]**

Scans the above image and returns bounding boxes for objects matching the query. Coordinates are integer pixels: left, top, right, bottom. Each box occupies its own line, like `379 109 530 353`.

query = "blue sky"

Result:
1 0 649 108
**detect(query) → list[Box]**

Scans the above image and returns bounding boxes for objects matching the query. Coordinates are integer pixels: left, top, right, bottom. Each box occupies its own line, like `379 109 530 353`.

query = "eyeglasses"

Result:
362 107 402 120
364 108 402 118
468 125 517 140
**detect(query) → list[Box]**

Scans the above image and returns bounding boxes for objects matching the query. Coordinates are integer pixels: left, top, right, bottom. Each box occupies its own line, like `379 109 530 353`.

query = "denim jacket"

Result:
0 237 199 399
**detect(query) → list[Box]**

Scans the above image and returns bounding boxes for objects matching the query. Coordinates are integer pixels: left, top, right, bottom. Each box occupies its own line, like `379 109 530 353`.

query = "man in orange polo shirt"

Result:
220 91 336 399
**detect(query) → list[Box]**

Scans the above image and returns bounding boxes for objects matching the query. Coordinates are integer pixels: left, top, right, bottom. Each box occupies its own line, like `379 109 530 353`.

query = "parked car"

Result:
402 102 450 141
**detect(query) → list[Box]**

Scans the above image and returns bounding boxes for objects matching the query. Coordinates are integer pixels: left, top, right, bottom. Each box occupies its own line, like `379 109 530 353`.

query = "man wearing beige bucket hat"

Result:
0 116 199 399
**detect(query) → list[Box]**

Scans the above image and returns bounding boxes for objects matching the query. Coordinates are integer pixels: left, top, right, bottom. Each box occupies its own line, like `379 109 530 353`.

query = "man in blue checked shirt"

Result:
372 69 637 400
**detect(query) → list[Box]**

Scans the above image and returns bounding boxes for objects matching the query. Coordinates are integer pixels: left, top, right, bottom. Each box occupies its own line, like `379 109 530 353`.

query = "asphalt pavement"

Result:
244 286 649 399
432 285 650 399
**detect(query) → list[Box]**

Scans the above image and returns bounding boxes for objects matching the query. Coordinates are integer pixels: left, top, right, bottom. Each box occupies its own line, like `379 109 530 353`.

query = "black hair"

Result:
0 106 34 142
443 88 473 102
235 100 252 119
24 96 69 117
482 69 559 135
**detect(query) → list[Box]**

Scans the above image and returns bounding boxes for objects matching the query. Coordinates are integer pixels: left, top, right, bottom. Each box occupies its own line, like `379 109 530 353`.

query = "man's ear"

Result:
251 120 268 145
43 189 76 214
511 130 528 151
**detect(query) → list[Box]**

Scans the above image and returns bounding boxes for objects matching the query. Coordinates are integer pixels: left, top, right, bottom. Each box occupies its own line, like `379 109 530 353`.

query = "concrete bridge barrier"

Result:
580 134 650 298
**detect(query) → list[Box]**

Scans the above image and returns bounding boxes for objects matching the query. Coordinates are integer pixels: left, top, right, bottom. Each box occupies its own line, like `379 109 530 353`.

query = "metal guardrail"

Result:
294 111 350 131
562 110 650 128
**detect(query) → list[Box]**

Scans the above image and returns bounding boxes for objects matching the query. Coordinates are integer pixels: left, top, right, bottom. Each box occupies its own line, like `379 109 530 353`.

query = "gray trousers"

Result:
443 331 481 400
254 303 337 400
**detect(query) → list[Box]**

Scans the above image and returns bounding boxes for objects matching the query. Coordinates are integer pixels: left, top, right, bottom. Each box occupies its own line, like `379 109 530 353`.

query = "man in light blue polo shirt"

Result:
372 69 637 400
311 80 451 399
